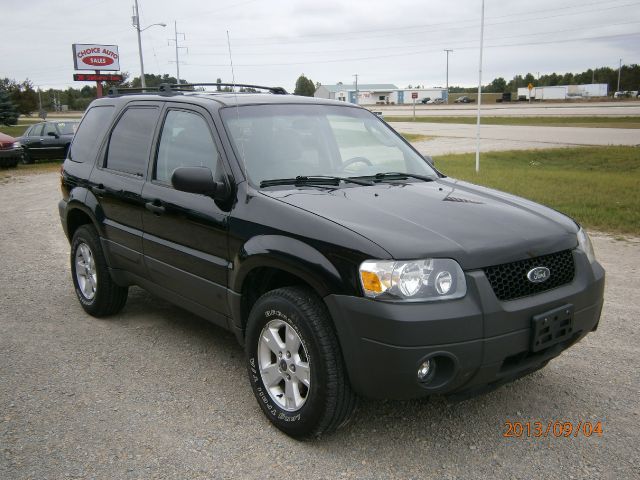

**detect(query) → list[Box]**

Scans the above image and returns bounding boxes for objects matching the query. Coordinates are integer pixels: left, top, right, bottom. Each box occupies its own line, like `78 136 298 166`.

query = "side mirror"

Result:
47 131 59 138
171 166 227 199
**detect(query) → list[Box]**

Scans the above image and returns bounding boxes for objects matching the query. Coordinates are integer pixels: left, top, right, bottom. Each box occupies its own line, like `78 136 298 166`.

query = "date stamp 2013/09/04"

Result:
503 420 604 438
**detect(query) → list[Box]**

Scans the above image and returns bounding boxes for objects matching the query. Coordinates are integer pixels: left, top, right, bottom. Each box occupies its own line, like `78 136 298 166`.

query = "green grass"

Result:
387 116 640 129
0 124 29 138
400 133 433 142
432 146 640 235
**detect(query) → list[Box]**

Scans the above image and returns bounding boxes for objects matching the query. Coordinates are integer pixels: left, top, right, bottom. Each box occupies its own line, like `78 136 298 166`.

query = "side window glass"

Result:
28 124 43 137
154 110 219 184
42 123 57 136
106 107 159 176
70 106 114 163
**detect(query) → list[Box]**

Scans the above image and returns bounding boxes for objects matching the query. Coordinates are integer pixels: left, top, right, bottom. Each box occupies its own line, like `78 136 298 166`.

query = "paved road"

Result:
391 122 640 155
1 173 639 479
373 101 640 117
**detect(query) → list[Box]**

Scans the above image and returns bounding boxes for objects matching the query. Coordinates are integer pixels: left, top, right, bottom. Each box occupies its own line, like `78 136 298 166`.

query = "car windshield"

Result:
57 122 78 135
220 104 437 186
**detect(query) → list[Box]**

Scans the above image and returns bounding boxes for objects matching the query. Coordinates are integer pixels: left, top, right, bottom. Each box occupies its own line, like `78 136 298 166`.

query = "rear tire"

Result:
245 286 357 438
21 148 34 164
70 225 128 317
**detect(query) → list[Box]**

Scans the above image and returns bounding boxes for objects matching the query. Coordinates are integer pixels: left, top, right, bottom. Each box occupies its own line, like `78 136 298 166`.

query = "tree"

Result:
486 77 507 93
294 74 316 96
0 87 19 126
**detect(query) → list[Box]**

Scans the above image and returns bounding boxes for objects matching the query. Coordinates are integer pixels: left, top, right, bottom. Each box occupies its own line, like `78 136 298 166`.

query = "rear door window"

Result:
105 107 159 176
70 106 114 163
27 124 43 137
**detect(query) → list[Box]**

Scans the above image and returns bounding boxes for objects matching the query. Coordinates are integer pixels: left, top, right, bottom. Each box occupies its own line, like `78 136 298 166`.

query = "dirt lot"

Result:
1 172 639 479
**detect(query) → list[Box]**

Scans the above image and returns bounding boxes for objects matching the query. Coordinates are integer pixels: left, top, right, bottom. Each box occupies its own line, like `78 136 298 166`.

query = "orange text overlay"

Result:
503 420 604 438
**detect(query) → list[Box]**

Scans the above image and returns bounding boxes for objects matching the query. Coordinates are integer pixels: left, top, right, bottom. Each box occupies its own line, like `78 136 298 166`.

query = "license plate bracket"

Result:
530 304 574 352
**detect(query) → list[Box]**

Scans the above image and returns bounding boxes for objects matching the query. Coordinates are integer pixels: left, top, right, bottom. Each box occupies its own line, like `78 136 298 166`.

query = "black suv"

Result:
59 83 605 438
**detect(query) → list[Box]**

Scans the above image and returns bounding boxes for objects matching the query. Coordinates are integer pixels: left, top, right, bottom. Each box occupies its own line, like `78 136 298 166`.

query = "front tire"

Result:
70 225 128 317
245 287 357 438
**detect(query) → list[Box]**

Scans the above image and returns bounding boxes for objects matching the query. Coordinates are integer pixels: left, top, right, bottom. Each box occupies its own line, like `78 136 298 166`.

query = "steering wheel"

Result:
341 156 373 171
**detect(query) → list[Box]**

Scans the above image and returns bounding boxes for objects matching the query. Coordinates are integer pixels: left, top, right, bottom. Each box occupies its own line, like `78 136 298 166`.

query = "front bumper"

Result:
324 250 605 400
0 147 23 166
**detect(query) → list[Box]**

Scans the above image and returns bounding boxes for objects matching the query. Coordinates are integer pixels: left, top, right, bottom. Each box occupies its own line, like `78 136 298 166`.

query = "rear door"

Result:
140 104 231 320
89 102 161 279
21 124 44 159
40 122 64 159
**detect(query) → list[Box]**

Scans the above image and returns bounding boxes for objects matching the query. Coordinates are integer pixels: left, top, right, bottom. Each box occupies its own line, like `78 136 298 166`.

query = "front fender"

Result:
230 235 346 298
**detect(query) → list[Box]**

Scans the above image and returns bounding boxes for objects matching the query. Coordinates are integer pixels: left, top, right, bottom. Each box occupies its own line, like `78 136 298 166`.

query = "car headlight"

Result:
359 258 466 301
577 227 596 264
12 142 20 148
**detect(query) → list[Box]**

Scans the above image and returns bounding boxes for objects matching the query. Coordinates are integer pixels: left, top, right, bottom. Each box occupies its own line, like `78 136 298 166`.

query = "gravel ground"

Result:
1 172 639 480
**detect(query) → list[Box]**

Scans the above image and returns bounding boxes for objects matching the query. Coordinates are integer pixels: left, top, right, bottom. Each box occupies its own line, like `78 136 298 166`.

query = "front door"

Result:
141 105 231 322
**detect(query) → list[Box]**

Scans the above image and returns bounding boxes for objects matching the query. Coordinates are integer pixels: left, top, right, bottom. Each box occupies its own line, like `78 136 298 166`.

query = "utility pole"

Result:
617 58 622 92
444 49 453 104
353 74 359 105
133 0 146 89
475 0 485 174
169 21 186 84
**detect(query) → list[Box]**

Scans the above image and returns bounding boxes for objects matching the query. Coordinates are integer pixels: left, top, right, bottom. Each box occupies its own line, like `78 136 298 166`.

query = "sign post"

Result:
412 91 418 121
72 44 121 99
528 82 534 103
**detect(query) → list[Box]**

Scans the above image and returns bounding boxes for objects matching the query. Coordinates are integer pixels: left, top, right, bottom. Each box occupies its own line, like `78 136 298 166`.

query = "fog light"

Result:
417 360 433 381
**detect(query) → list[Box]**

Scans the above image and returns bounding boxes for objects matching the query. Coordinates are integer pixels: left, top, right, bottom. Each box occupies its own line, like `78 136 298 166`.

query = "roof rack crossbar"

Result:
107 86 176 97
161 83 288 94
107 83 288 97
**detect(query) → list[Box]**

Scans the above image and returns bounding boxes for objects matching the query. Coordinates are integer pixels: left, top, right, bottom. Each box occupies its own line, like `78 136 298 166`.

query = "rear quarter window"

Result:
69 106 114 163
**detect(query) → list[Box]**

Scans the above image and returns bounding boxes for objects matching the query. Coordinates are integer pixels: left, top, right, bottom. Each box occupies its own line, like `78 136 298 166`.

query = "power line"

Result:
181 32 640 68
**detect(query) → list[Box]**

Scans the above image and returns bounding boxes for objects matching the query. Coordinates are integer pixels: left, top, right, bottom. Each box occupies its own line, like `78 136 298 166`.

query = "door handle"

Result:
145 201 165 215
91 184 106 196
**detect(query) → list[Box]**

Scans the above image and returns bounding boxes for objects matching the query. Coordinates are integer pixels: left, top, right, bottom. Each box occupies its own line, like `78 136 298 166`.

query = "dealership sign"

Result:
72 44 120 71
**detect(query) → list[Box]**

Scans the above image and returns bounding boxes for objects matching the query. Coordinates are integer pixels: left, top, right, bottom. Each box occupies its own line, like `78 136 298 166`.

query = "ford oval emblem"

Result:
527 266 551 283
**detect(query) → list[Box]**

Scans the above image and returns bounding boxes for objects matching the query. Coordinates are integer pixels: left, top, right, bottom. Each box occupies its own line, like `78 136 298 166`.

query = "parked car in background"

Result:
0 132 23 168
455 96 474 103
420 97 431 104
427 98 445 104
18 121 79 163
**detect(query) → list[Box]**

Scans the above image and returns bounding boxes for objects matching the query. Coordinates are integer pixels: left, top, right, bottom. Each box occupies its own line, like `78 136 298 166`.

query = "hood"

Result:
261 178 579 270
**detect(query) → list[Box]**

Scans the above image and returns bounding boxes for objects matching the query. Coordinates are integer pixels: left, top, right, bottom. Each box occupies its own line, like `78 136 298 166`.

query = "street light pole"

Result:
133 0 146 89
353 74 359 105
475 0 485 174
444 49 453 103
617 58 622 93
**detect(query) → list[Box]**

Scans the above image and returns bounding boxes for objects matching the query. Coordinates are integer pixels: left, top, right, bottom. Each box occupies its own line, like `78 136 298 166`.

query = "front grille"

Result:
483 250 575 301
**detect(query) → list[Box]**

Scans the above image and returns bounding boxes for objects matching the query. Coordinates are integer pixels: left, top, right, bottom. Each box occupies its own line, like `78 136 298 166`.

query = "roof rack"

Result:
161 83 288 94
107 83 287 97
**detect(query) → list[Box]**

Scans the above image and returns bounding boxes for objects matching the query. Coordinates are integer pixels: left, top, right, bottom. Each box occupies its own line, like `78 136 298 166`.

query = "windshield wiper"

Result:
370 172 435 182
260 175 374 188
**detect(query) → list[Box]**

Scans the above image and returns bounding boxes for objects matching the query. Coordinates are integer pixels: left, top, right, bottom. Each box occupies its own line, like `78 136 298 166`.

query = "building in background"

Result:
314 84 448 105
517 83 608 101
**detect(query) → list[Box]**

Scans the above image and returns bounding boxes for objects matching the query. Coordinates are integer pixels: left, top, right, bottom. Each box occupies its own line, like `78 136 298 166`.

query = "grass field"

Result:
432 146 640 235
399 133 433 142
387 116 640 129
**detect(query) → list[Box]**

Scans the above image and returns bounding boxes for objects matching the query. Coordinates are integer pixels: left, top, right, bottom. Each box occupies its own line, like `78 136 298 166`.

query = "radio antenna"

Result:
226 30 247 180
